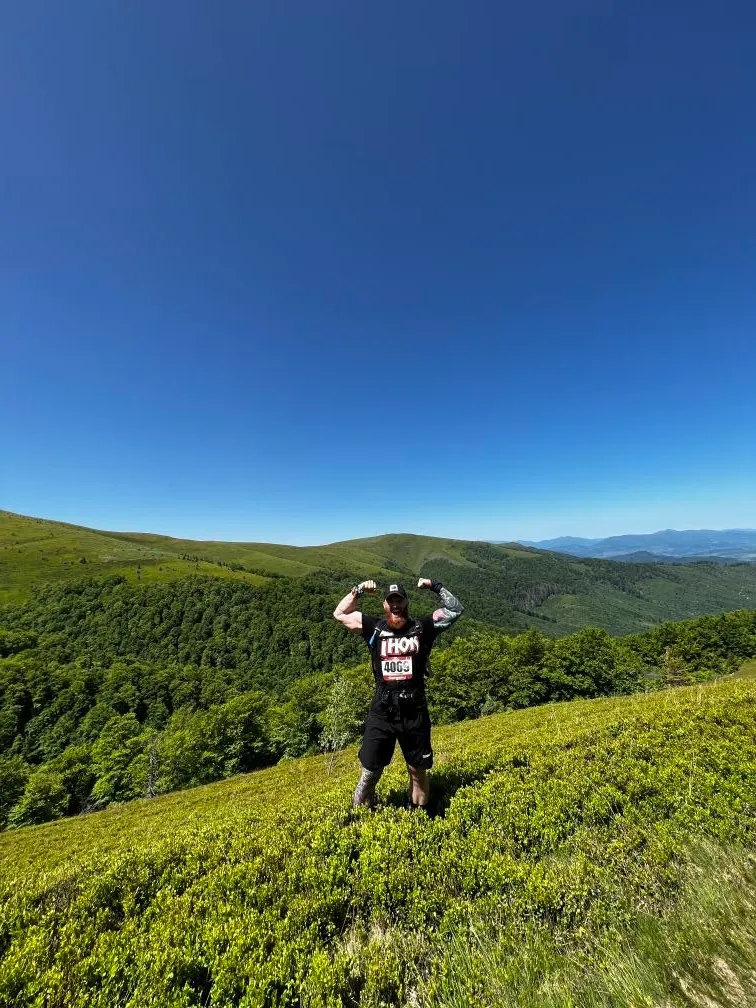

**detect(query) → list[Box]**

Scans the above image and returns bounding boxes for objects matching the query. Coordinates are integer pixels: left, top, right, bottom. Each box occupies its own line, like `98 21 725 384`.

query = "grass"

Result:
0 511 463 603
0 690 625 878
0 679 728 881
1 677 755 1006
0 512 267 603
736 657 756 679
420 840 756 1008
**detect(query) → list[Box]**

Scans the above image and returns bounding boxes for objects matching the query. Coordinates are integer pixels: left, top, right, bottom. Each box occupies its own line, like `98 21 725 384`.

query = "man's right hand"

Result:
335 583 371 631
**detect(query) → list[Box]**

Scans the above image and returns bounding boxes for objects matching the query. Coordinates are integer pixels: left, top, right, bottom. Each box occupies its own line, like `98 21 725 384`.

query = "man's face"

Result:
384 594 409 624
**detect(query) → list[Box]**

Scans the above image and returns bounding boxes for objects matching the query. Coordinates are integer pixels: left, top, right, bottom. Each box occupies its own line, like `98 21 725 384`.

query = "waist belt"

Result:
377 687 425 710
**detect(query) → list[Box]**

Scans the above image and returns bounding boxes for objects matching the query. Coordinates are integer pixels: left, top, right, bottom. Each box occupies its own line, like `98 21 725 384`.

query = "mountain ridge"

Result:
0 510 536 603
519 527 756 560
3 510 756 639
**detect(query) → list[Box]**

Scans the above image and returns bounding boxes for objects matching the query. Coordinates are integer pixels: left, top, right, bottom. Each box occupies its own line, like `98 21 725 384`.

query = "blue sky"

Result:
2 1 755 544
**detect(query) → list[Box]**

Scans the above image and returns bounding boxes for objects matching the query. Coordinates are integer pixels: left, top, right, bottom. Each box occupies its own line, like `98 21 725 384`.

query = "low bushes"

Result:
0 679 754 1007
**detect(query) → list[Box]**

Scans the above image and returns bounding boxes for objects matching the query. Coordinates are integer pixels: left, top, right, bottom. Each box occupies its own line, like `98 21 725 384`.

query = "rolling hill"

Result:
0 510 487 603
3 509 756 637
3 510 755 1004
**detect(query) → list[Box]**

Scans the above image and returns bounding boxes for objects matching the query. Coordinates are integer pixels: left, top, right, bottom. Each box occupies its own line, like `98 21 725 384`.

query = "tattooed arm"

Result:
417 578 464 631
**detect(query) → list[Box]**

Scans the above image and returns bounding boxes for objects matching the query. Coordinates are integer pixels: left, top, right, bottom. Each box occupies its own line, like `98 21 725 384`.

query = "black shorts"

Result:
358 698 434 771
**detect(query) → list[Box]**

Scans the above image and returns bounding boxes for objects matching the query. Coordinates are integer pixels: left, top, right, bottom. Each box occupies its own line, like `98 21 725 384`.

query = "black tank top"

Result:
361 614 438 691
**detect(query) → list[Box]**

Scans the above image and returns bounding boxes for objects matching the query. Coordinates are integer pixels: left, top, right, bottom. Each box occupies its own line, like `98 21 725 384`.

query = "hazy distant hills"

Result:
518 529 756 562
3 510 756 637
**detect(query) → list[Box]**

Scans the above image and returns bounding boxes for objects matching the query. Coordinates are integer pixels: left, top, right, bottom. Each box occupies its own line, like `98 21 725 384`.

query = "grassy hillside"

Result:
3 509 756 637
0 512 270 603
2 604 753 833
0 512 474 604
1 677 754 1007
539 563 756 635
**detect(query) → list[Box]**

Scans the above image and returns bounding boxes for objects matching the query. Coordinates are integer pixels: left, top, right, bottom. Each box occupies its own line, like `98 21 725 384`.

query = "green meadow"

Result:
2 509 756 1006
1 676 754 1007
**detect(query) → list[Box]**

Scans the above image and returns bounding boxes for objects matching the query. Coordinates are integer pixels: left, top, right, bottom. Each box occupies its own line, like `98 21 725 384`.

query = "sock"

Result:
353 767 383 807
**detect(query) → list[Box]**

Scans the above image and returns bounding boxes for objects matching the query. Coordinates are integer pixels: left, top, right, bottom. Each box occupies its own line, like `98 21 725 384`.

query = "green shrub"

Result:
0 679 754 1007
7 768 68 827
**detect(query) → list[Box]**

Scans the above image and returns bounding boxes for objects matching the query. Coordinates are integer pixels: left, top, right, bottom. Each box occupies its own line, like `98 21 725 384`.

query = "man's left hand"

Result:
417 578 432 589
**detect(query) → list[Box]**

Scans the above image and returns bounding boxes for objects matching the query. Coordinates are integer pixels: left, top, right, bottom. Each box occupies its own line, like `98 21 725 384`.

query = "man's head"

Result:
383 583 409 628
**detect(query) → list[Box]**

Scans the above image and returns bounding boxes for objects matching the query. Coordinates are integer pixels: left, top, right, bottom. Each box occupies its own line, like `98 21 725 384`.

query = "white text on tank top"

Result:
379 631 420 681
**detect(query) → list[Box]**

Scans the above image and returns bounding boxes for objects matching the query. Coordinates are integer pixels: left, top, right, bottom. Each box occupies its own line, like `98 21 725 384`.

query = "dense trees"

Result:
625 609 756 676
426 625 653 723
1 603 754 830
425 542 665 627
0 756 30 828
0 653 346 825
1 570 754 829
0 550 669 678
0 574 369 688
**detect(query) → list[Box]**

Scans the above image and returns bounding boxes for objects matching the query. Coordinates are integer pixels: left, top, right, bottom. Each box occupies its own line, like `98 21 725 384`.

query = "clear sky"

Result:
2 2 755 544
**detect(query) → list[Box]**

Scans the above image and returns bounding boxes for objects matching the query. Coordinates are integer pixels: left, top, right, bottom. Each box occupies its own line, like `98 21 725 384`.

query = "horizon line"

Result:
3 508 755 550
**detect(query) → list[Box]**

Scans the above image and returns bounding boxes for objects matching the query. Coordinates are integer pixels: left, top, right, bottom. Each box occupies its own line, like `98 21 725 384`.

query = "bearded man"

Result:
333 578 464 809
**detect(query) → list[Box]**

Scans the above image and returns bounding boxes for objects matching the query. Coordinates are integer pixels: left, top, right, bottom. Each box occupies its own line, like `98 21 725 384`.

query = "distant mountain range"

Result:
516 529 756 562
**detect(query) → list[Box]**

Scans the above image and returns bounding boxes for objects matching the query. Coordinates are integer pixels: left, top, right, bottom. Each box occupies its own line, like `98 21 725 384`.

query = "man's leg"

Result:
355 705 396 808
353 767 383 808
398 705 433 808
406 764 430 807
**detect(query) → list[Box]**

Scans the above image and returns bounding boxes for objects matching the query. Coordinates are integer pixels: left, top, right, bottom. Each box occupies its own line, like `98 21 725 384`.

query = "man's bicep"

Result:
335 611 363 632
432 607 462 631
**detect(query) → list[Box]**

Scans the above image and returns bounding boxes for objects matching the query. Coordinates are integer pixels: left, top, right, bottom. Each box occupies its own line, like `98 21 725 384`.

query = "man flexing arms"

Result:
333 578 464 810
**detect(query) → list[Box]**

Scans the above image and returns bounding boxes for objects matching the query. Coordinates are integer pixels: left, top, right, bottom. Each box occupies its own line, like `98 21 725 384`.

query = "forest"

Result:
1 581 754 830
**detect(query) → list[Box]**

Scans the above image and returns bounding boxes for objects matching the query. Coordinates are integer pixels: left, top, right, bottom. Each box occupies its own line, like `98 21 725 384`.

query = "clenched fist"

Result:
417 578 433 589
359 580 377 593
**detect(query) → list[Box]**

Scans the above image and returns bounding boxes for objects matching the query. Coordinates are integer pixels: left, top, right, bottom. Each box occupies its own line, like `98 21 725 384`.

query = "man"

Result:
333 577 464 810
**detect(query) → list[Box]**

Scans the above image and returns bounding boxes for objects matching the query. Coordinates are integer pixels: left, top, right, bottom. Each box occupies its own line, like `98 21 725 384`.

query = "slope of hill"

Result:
0 511 270 603
610 550 739 564
0 511 491 604
425 539 756 635
535 563 756 635
2 604 753 832
1 677 754 1007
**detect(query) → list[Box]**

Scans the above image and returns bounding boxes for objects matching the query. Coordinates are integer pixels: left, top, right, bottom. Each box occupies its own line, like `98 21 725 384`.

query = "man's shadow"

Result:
381 764 492 818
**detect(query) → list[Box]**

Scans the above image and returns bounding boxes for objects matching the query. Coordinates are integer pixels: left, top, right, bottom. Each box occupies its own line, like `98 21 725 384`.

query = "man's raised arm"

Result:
333 580 377 632
418 578 464 631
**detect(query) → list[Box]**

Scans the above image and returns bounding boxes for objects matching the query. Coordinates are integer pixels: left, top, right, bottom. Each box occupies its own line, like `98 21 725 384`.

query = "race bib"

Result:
378 630 420 681
381 655 414 681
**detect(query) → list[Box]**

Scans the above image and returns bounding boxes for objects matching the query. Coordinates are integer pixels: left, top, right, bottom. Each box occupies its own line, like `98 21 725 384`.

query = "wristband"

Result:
351 584 363 597
430 580 443 593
